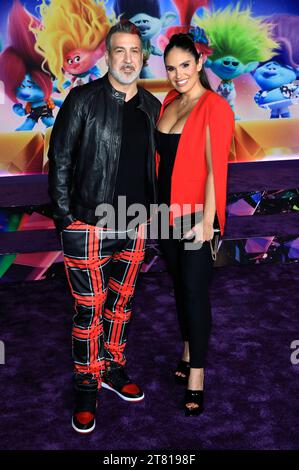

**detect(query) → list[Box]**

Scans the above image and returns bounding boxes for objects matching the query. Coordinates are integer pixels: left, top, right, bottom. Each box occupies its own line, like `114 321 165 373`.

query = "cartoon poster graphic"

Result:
0 0 298 169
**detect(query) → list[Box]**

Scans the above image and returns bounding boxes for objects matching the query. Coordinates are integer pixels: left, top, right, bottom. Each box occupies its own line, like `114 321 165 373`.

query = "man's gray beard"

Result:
109 66 141 85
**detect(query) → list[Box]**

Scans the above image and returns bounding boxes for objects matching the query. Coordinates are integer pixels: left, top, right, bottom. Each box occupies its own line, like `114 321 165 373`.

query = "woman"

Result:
155 28 234 416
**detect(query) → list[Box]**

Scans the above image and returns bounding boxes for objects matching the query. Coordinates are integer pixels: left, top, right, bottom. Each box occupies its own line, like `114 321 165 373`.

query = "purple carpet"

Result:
0 263 298 450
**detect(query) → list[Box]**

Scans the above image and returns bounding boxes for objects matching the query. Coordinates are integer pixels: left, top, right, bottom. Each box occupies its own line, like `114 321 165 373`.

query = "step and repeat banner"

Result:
0 0 298 281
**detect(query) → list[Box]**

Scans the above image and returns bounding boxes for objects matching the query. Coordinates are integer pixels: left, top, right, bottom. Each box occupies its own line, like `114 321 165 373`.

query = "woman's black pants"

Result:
159 234 214 368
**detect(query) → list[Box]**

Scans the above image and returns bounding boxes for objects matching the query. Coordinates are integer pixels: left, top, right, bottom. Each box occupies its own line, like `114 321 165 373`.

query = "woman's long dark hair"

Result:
164 33 213 91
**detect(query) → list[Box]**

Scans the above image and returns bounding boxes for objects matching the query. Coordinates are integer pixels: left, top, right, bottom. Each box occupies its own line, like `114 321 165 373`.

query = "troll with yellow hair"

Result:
195 4 278 119
32 0 112 92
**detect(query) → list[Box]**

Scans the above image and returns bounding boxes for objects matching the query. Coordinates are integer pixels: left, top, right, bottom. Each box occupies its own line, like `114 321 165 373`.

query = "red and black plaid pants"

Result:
61 220 146 387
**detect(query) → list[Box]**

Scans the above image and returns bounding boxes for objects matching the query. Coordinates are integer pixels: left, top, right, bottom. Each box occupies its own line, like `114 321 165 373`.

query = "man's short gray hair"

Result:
106 19 142 51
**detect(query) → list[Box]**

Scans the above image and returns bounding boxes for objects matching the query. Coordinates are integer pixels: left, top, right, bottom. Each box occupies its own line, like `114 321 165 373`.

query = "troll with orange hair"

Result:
0 0 60 131
157 0 209 51
32 0 112 92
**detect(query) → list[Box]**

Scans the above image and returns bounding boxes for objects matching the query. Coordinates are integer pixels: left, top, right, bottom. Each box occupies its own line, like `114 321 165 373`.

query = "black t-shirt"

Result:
112 92 149 229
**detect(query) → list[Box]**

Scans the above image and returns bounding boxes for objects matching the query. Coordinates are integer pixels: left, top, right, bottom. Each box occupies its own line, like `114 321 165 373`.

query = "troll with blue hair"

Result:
253 14 299 119
195 4 278 119
113 0 176 78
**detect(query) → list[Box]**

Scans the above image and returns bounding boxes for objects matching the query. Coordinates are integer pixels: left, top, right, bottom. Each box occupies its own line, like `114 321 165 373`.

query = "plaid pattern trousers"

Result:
61 219 146 387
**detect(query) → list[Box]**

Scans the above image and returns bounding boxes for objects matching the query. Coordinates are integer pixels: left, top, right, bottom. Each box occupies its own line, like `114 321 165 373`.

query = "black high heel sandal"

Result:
174 360 190 384
184 390 204 417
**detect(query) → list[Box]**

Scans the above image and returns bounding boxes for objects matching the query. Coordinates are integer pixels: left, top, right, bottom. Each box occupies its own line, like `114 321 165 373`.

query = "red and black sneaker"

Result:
72 373 98 434
102 364 144 402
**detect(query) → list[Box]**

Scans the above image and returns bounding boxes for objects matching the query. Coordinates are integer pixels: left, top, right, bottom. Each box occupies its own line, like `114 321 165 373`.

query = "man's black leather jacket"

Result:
48 73 161 231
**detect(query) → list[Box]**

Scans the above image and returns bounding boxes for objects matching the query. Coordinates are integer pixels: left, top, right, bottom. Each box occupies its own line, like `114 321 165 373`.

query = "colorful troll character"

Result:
32 0 111 92
0 0 59 131
155 1 212 79
113 0 177 78
252 14 299 119
159 0 209 46
195 4 278 119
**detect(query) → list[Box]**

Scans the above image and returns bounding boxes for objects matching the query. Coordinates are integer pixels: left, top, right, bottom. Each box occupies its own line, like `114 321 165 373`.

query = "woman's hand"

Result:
183 221 214 243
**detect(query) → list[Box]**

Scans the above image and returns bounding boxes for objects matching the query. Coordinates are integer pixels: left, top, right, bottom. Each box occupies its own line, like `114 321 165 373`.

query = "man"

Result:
48 20 161 434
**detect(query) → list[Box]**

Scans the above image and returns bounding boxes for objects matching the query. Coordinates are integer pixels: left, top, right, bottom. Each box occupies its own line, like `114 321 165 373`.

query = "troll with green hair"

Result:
195 4 278 119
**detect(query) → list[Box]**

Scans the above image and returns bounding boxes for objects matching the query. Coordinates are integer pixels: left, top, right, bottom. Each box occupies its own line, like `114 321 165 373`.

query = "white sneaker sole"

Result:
72 417 96 434
102 382 145 402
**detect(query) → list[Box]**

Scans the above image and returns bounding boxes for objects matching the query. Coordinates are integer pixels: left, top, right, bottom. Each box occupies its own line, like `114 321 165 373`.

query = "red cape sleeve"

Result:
207 97 235 235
